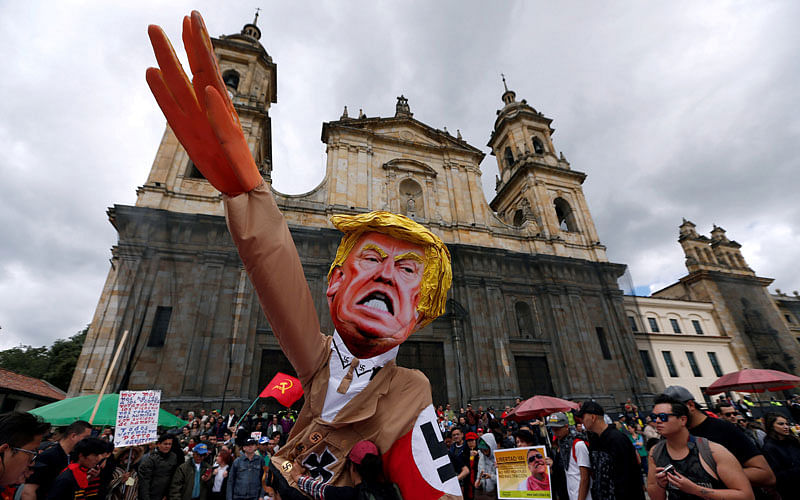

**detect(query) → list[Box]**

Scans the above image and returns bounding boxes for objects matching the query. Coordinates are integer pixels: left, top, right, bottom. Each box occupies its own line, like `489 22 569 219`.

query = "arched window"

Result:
504 147 514 168
532 137 544 154
185 160 205 180
399 178 424 218
222 70 240 91
515 301 535 339
513 209 524 227
553 197 578 232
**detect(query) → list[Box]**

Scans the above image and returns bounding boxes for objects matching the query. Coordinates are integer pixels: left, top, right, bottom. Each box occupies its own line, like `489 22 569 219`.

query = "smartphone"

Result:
662 464 676 475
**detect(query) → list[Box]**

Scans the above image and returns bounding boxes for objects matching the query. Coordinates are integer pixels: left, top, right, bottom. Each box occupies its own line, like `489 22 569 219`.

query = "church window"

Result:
513 210 524 227
595 327 612 359
707 352 723 377
515 301 535 339
669 318 682 333
399 178 423 218
686 351 702 377
147 306 172 347
532 137 544 154
222 70 240 91
639 350 655 377
648 317 660 332
553 198 578 232
663 351 678 377
691 320 704 335
504 147 514 168
186 160 205 180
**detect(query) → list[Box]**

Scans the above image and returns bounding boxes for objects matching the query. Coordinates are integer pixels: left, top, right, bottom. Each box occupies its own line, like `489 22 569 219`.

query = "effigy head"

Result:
326 211 452 358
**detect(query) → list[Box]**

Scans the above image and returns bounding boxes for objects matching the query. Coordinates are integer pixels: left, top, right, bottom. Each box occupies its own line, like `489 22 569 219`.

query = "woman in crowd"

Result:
189 420 202 439
629 423 648 479
108 446 143 500
209 448 232 500
474 433 497 500
762 412 800 500
461 432 480 500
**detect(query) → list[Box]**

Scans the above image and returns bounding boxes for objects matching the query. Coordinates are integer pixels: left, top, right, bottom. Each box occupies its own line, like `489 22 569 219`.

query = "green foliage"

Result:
0 328 88 391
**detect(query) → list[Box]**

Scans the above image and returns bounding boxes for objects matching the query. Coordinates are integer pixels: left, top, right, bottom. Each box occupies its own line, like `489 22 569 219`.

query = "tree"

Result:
0 328 87 391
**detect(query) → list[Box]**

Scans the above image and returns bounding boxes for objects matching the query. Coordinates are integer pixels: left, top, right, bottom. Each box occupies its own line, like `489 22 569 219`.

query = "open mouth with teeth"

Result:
357 291 394 315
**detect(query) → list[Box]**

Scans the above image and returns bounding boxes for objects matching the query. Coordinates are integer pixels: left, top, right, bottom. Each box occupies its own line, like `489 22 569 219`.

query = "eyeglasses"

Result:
527 454 543 463
11 447 38 463
648 413 676 423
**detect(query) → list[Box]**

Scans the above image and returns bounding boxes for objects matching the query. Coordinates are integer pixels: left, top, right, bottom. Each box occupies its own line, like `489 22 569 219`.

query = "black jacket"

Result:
138 451 179 500
762 436 800 499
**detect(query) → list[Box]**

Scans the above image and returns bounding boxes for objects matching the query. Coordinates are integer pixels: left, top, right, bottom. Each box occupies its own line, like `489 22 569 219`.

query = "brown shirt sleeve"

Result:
224 182 327 380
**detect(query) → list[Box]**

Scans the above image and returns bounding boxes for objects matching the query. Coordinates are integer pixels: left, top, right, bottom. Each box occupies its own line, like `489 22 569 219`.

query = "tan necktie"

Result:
337 358 359 394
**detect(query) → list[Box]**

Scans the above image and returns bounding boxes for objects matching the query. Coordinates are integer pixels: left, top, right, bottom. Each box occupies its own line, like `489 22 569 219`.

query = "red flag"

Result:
259 372 303 407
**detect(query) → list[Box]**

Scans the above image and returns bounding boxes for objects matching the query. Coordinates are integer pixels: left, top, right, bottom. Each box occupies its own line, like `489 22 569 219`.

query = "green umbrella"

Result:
30 394 187 428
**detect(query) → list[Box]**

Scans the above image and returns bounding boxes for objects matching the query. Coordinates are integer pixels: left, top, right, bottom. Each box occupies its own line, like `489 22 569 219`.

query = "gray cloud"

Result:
1 0 798 349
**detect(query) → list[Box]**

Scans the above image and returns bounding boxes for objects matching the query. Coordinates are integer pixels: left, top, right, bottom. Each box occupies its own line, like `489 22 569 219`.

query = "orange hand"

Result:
145 11 262 196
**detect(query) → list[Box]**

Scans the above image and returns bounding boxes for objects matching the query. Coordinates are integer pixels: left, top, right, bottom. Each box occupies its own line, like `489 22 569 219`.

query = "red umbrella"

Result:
506 395 579 421
705 368 800 395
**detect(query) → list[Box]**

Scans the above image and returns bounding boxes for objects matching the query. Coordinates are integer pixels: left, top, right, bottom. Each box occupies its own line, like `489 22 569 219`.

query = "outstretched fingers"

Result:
147 24 199 115
205 86 262 193
188 11 238 123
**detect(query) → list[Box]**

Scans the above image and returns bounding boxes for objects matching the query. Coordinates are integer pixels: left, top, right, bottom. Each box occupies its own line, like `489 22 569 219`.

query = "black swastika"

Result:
420 421 457 483
302 448 337 483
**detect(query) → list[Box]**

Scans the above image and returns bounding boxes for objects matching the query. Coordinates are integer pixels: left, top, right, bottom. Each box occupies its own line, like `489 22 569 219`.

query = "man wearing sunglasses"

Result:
547 412 591 500
647 395 753 500
661 386 775 490
0 412 50 493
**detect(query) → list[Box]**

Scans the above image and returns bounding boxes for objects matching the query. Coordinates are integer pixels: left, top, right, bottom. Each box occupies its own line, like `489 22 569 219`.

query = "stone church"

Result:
68 18 652 411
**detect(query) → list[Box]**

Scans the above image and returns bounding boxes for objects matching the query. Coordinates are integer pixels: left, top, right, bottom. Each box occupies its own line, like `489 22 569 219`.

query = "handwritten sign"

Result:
114 390 161 447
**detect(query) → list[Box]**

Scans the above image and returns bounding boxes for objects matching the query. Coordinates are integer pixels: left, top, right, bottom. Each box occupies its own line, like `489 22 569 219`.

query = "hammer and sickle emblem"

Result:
272 379 293 394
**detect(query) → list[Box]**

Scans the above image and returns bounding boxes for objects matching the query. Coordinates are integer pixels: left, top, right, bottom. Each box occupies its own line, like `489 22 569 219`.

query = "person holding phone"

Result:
647 394 754 500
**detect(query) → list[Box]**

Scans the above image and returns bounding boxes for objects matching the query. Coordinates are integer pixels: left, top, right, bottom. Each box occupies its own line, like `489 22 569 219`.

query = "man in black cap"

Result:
577 401 644 500
661 385 775 490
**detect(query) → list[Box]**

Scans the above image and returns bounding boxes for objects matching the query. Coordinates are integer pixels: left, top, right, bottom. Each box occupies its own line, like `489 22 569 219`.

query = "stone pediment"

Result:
377 126 441 147
382 158 437 177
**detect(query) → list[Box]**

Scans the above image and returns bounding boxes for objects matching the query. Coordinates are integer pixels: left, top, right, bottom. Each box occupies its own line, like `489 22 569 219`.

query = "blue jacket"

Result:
226 454 264 500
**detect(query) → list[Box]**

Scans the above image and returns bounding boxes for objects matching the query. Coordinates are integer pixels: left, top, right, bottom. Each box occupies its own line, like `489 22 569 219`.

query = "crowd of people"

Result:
1 389 799 500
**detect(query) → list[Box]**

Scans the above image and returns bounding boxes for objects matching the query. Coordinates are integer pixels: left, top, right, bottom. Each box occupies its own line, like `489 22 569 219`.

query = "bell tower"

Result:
488 78 606 262
136 13 277 216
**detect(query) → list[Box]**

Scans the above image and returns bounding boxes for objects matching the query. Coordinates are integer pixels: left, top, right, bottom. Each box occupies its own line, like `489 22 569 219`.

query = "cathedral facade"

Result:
68 19 651 410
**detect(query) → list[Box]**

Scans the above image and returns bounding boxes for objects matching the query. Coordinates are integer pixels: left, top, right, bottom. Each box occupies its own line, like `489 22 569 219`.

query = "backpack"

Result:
651 435 718 478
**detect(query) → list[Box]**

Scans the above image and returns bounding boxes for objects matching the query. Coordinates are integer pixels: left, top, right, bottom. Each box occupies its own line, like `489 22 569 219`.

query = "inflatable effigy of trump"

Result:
146 12 461 500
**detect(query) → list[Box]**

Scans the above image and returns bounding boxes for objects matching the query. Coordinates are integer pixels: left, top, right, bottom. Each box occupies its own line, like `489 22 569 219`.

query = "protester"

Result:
462 432 480 500
23 420 92 500
138 434 179 500
46 437 108 500
108 446 144 500
761 412 800 500
0 412 50 493
548 412 591 500
577 400 645 500
226 439 263 500
209 449 232 500
293 440 402 500
170 443 212 500
647 394 753 500
661 386 775 490
474 433 497 500
629 423 649 479
644 417 660 441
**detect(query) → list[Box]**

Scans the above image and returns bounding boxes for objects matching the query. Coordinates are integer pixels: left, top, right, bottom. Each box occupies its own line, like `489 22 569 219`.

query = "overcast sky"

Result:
1 1 798 350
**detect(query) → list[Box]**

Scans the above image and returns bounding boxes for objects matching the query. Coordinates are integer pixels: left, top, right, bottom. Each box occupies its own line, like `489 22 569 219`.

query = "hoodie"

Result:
476 433 498 493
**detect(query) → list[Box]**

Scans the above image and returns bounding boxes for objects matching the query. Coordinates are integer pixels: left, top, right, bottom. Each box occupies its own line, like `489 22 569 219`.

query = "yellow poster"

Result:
495 446 552 499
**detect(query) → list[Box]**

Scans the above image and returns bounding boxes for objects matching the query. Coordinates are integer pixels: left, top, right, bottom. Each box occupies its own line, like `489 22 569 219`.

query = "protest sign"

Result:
114 390 161 447
495 446 552 499
251 431 262 440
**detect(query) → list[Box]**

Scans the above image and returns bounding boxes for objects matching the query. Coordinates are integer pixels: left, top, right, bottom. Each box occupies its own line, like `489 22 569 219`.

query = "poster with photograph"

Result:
494 446 552 499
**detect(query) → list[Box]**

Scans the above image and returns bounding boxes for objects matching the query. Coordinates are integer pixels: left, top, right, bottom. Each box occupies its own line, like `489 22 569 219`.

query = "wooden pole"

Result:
89 329 130 425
